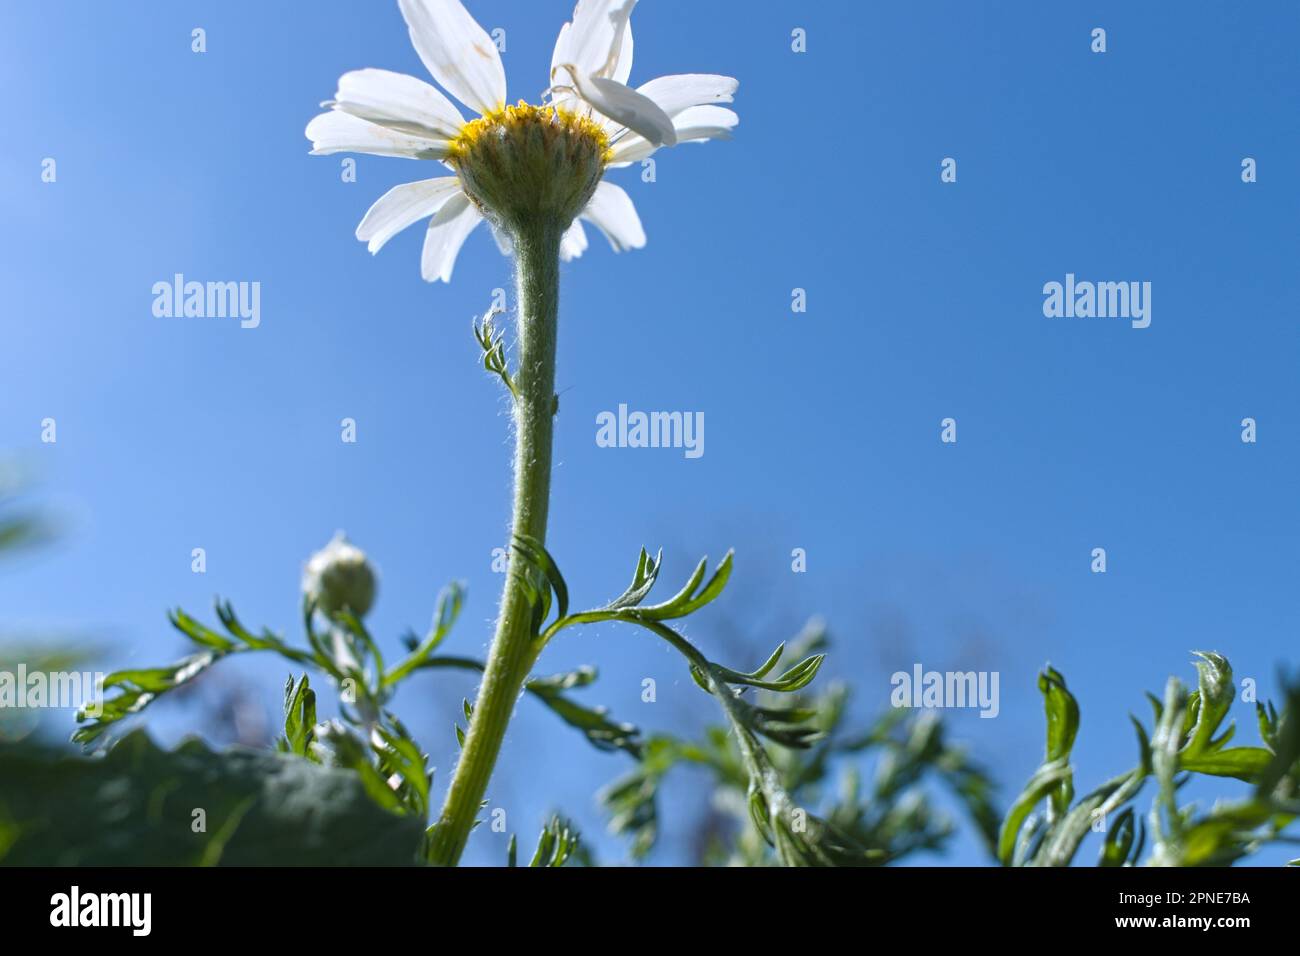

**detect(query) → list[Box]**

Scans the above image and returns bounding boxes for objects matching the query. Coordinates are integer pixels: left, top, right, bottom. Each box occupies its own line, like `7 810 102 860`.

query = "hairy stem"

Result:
426 217 562 866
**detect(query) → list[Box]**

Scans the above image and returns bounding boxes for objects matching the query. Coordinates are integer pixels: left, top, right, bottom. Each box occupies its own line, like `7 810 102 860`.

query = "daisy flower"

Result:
305 0 739 282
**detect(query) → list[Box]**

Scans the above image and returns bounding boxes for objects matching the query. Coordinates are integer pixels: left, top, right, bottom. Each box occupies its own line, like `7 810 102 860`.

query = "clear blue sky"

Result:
3 1 1298 865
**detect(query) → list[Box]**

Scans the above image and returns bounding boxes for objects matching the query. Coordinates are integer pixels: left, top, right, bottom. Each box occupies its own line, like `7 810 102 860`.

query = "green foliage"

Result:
278 673 317 758
514 542 877 866
7 476 1293 868
62 554 632 865
72 601 323 746
504 816 584 867
599 736 707 858
60 537 820 866
0 509 47 555
523 667 641 756
597 629 999 866
0 730 424 865
509 540 998 866
527 816 581 867
999 652 1300 867
473 307 518 400
0 468 51 558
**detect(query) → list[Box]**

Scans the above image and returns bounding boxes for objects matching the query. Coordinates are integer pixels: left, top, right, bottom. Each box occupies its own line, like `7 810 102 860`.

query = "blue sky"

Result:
2 1 1298 866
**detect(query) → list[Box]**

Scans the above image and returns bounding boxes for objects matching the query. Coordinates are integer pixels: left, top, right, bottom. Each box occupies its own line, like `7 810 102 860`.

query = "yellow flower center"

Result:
447 102 611 231
448 101 611 164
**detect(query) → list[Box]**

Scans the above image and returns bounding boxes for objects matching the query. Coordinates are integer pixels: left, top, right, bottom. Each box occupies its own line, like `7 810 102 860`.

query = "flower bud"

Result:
302 532 377 618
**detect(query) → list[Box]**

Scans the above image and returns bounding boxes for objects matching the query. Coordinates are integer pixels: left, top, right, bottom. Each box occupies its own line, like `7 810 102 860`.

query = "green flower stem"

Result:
427 217 562 866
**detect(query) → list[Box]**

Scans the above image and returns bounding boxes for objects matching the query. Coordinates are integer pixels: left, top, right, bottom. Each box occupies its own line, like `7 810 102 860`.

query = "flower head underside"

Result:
305 0 739 282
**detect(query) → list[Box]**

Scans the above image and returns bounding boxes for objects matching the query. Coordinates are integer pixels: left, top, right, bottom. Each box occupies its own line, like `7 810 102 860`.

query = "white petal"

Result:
635 74 737 118
399 0 507 116
607 104 738 165
670 105 739 143
564 71 676 147
560 220 589 261
549 23 576 110
305 111 447 159
606 136 656 166
355 177 464 254
612 19 634 86
421 192 482 283
580 181 645 253
332 69 465 143
606 136 654 166
552 1 637 87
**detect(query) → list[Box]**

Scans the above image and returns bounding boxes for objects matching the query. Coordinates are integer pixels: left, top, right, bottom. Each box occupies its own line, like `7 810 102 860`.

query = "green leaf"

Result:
1184 652 1233 758
997 761 1071 865
598 736 706 859
77 600 328 746
714 653 826 693
511 534 568 624
383 582 466 687
169 609 237 653
1130 714 1153 773
603 548 663 611
1037 667 1079 819
1150 677 1190 856
695 659 863 865
73 652 221 746
524 667 642 757
279 673 317 759
1099 807 1137 867
1181 747 1273 782
473 308 518 399
1175 800 1278 866
1030 768 1145 867
542 548 737 646
1257 700 1279 751
373 716 432 820
1038 667 1078 759
1253 677 1300 796
0 731 423 865
632 551 733 622
1040 669 1078 762
336 610 384 678
729 696 823 749
312 722 407 815
528 816 580 867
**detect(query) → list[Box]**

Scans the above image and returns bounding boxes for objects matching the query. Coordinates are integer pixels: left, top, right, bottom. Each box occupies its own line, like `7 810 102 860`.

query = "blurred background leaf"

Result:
0 729 424 865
